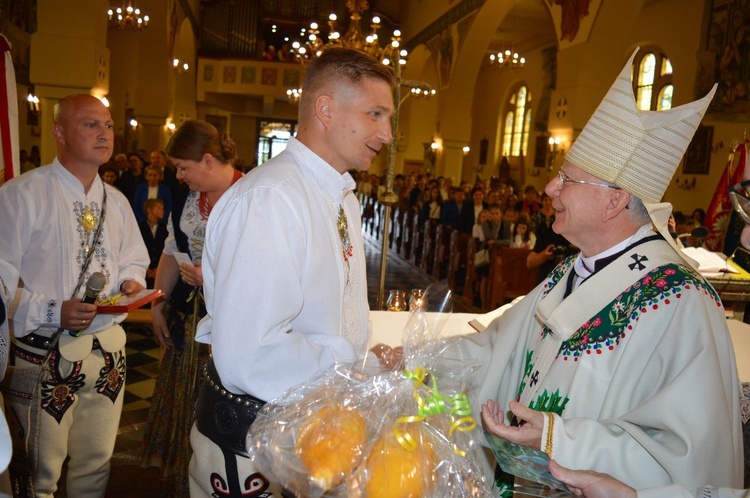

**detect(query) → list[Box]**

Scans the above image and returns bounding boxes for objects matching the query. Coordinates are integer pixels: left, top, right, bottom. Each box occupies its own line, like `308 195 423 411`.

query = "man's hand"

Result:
61 298 97 331
481 399 544 449
548 460 636 498
120 279 145 296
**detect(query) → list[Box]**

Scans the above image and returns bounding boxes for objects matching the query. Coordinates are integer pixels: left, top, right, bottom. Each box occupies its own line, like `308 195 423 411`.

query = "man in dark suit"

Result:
440 187 465 229
138 198 168 288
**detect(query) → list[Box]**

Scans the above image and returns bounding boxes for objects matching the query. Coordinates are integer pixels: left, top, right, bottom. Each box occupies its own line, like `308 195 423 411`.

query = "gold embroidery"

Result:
544 412 555 457
79 205 97 236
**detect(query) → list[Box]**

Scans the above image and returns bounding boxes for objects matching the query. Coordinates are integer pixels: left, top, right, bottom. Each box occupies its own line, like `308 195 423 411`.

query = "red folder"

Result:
96 289 164 314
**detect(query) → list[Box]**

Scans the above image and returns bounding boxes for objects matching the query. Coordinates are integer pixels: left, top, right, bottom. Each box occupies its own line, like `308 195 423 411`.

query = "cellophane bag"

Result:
246 284 493 497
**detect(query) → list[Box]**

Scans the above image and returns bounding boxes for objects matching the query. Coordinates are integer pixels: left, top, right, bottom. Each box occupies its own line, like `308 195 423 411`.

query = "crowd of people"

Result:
0 45 746 498
354 170 579 306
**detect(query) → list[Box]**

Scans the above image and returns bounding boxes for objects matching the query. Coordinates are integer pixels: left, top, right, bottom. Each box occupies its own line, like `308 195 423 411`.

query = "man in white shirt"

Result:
0 94 148 497
189 47 396 497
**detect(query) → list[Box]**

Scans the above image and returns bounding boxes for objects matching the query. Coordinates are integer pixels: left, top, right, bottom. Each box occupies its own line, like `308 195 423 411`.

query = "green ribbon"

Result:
394 367 477 456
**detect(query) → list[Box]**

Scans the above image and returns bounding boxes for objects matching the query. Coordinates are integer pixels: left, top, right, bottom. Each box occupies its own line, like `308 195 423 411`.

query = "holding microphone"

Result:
82 271 106 304
69 271 106 336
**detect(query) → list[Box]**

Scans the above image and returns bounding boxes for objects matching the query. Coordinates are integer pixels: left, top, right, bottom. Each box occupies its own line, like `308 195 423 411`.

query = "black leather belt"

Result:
195 358 266 458
16 332 102 351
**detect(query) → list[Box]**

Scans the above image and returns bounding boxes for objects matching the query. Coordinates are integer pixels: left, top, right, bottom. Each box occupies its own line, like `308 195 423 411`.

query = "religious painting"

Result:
206 115 227 135
283 68 300 87
704 0 750 114
546 0 602 49
203 65 214 82
427 26 456 89
241 66 256 84
223 66 237 84
261 67 278 86
683 126 713 175
549 0 592 42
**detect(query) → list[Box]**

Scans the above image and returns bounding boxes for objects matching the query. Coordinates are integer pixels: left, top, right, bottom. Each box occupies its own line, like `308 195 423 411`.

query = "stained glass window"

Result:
502 85 532 158
634 49 673 111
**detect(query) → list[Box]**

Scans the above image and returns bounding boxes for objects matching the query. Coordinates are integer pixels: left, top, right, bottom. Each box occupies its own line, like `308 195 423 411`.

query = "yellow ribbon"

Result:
393 368 477 457
98 292 124 306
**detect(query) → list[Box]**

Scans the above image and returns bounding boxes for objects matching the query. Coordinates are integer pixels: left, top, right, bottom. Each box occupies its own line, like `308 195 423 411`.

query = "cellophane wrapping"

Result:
246 285 493 497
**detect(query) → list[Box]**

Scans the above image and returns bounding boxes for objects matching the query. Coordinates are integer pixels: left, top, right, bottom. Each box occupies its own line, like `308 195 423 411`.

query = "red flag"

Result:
703 141 749 252
0 34 19 185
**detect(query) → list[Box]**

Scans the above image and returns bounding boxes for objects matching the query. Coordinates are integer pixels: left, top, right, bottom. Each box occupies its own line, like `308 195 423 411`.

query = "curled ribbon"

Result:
393 368 477 456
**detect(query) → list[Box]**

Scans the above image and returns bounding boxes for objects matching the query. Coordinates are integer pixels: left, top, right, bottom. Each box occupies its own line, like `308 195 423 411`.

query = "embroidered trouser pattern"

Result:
5 341 125 498
189 424 291 498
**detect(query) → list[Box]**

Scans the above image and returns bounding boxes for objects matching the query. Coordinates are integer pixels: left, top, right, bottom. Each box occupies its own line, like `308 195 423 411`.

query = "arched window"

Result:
501 85 532 157
633 49 673 111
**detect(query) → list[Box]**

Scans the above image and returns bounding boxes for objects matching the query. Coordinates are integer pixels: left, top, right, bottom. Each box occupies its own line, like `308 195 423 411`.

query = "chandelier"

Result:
107 1 149 30
489 48 526 70
286 88 302 103
292 0 405 66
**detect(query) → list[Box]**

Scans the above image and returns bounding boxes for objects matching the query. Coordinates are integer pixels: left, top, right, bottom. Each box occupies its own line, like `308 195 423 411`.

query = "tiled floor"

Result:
103 232 479 497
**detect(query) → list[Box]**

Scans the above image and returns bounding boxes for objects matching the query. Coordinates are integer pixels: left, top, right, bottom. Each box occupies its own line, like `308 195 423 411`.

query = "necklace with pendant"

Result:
79 205 97 235
78 204 98 258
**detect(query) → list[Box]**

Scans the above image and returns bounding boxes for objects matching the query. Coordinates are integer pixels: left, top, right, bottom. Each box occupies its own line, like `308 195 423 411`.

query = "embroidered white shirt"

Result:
0 159 148 337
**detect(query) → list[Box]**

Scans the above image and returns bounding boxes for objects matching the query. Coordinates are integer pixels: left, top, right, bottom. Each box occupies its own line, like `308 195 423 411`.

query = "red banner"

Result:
703 141 749 252
0 34 19 185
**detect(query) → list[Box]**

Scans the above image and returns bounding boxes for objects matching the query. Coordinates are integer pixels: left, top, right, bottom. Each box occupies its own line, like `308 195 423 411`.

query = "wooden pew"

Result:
484 246 540 311
431 224 453 280
391 207 402 252
399 209 415 260
409 215 425 266
373 201 384 239
419 219 439 274
364 196 375 235
447 231 471 292
463 237 479 302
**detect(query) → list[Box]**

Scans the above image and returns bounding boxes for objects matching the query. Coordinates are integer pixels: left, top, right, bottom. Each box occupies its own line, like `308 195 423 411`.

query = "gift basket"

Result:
247 284 493 497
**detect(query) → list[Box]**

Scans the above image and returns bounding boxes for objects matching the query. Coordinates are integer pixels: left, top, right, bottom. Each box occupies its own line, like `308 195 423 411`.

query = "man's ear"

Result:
604 189 630 221
315 95 333 126
53 124 64 144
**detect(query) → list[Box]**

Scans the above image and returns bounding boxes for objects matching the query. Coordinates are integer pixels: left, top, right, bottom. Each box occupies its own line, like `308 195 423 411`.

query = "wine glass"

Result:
386 290 407 311
409 288 425 311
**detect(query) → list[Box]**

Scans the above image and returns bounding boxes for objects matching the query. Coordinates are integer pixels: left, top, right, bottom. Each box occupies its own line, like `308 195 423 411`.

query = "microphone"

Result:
82 272 107 304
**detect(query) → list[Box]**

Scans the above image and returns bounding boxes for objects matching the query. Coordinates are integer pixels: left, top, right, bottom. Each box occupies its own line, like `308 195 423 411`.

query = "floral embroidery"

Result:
558 264 719 360
46 300 56 323
541 255 576 295
41 350 85 423
95 351 125 403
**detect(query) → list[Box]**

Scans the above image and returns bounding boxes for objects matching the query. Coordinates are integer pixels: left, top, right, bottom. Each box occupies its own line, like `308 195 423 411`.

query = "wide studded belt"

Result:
15 332 102 351
195 357 266 458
